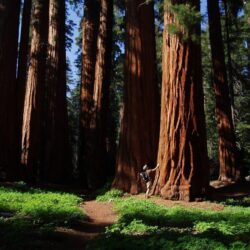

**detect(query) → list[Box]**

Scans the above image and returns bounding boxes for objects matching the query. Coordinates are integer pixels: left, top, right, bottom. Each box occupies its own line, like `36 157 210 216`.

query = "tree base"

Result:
160 184 192 202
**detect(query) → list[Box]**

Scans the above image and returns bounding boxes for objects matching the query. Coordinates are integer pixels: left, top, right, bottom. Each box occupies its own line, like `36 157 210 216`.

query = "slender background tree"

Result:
207 0 241 182
21 0 49 183
79 0 100 188
17 0 32 164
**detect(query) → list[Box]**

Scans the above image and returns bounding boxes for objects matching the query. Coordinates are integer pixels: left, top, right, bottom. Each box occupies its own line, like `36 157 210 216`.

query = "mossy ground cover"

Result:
0 183 84 249
89 190 250 250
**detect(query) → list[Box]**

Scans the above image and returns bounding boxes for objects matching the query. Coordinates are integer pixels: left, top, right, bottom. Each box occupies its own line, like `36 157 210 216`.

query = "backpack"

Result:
140 172 150 182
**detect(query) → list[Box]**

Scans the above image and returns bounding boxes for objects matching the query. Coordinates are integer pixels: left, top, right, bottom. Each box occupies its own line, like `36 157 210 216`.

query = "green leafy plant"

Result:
88 196 250 249
96 189 124 202
0 185 85 249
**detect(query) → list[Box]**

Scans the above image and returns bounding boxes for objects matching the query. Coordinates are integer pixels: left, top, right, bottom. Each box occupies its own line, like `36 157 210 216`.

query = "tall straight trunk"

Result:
223 0 235 118
207 0 240 181
0 0 21 180
17 0 32 166
79 0 100 187
101 0 115 179
153 0 209 201
89 0 113 188
21 0 49 183
44 0 70 183
113 0 159 194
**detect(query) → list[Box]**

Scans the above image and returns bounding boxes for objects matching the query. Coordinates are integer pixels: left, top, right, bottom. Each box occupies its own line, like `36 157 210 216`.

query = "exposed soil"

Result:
53 200 118 249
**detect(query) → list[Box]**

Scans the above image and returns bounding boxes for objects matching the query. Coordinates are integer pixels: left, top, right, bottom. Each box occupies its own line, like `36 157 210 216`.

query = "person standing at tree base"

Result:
140 163 159 198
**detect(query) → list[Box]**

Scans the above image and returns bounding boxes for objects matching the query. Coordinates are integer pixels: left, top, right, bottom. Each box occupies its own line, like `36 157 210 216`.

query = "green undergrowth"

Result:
96 188 124 201
0 183 84 249
88 192 250 250
223 196 250 207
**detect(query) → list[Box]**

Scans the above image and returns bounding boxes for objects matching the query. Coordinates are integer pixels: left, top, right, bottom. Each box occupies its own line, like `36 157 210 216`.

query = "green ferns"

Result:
0 186 84 225
88 195 250 250
0 185 84 249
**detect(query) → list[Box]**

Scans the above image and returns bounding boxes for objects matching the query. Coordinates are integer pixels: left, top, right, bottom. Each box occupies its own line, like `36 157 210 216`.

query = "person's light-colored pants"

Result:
146 181 152 197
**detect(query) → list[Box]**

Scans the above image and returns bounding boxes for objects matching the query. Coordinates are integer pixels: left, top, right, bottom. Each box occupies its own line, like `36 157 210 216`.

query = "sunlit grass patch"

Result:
0 185 84 225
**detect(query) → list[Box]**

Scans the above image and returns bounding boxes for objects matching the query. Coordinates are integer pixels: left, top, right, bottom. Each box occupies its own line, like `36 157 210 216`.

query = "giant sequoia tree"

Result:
21 0 49 182
113 0 160 194
43 0 70 183
79 0 100 187
207 0 240 181
0 0 21 180
153 0 209 201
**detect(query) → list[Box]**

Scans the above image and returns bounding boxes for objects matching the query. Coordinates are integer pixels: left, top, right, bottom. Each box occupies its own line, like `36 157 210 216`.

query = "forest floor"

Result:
1 181 250 249
53 180 250 249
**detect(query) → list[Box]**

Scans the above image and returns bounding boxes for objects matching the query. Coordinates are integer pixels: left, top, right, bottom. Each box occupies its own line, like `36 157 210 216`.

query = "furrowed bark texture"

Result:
90 0 113 188
17 0 32 167
153 0 209 201
21 0 49 183
113 0 160 194
207 0 240 181
0 0 21 179
43 0 70 183
79 0 100 187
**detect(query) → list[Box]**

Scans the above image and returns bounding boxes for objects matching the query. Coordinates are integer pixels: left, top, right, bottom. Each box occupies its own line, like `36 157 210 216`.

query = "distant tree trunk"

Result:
153 0 209 201
88 0 114 188
17 0 32 166
0 0 21 180
113 0 160 194
79 0 100 187
102 0 115 179
222 0 235 121
43 0 70 183
21 0 49 183
207 0 240 181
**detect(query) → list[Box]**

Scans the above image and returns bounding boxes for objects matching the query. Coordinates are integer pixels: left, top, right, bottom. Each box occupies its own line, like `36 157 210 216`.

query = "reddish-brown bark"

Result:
21 0 49 183
112 0 160 194
43 0 70 183
79 0 100 187
90 0 113 188
0 0 21 180
153 0 209 201
17 0 32 166
207 0 240 182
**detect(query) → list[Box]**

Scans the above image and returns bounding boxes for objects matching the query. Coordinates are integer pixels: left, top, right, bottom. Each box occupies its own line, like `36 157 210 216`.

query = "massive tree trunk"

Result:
207 0 240 182
21 0 49 183
89 0 113 188
17 0 32 167
79 0 100 187
43 0 70 183
0 0 21 180
153 0 209 201
112 0 160 194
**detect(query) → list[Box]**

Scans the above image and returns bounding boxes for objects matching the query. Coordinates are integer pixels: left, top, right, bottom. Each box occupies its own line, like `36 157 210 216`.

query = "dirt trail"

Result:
54 200 117 250
83 200 118 226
